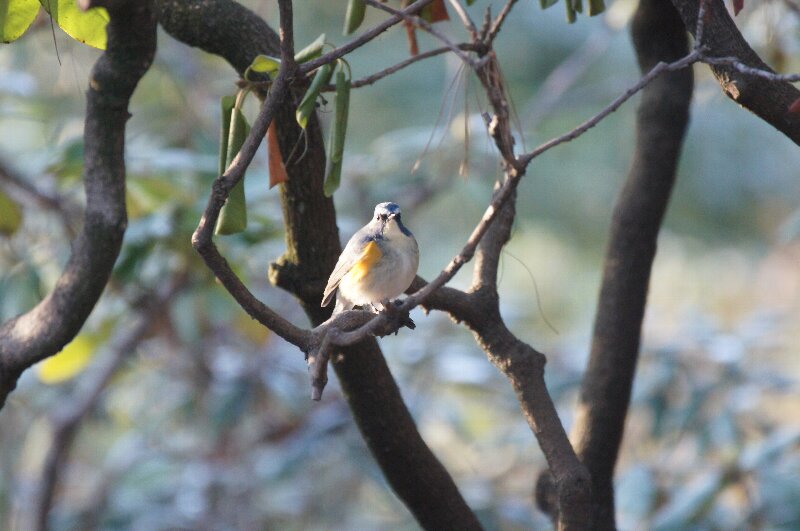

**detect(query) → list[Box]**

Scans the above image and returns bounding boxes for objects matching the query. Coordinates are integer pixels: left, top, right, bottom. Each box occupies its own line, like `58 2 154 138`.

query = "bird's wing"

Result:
321 232 381 307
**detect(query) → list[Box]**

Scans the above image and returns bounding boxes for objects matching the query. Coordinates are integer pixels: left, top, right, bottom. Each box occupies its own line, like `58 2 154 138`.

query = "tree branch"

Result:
0 0 156 410
300 0 436 74
0 159 78 237
364 0 481 67
156 1 482 528
670 0 800 143
542 0 694 526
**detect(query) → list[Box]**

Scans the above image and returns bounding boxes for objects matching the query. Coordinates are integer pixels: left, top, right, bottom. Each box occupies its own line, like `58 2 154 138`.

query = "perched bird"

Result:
322 202 419 314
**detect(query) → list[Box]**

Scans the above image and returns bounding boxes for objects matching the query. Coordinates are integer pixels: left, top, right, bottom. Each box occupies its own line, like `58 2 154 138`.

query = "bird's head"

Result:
373 202 412 237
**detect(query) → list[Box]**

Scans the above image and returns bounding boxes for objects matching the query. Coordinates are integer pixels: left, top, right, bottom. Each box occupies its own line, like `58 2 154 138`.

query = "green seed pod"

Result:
343 0 366 36
324 69 351 197
295 63 333 130
565 0 577 23
588 0 605 16
216 106 250 235
294 34 326 64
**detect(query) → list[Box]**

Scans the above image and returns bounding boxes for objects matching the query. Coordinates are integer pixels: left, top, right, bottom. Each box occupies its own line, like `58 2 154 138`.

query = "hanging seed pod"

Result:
216 104 251 235
295 34 326 64
296 63 333 130
324 68 351 197
343 0 366 35
588 0 605 16
565 0 577 23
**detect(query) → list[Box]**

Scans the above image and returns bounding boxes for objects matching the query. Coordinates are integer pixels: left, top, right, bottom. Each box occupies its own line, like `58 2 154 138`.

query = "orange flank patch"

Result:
350 241 382 281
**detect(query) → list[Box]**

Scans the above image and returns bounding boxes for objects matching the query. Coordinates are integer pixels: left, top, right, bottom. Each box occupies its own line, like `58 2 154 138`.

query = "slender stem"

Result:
487 0 519 43
519 51 701 165
300 0 435 74
364 0 478 67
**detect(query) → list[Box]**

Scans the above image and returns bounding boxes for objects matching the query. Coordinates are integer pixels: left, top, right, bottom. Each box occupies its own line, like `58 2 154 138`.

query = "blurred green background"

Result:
1 0 799 529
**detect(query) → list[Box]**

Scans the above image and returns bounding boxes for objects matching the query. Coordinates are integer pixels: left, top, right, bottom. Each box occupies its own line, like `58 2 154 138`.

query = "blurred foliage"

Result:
1 1 800 530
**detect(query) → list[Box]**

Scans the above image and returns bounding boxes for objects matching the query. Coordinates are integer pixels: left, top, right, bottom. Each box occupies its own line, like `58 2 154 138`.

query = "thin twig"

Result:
695 0 709 49
350 45 474 88
364 0 478 67
702 54 800 81
191 3 308 349
0 160 77 238
519 51 702 165
447 0 479 40
487 0 519 43
300 0 435 74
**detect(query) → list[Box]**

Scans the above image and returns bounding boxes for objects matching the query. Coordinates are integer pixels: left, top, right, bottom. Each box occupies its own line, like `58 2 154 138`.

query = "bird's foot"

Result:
380 298 415 332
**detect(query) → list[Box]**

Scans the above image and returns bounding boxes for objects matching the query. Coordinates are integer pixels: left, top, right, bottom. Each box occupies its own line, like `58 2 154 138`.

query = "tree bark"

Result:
156 2 482 528
566 0 693 527
0 0 156 409
671 0 800 144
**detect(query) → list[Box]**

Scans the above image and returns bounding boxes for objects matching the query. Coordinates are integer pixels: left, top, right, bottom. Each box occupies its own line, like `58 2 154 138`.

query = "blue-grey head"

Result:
373 202 413 237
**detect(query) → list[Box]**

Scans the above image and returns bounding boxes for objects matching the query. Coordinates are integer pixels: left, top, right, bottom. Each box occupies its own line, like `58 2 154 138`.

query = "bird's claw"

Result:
380 298 415 332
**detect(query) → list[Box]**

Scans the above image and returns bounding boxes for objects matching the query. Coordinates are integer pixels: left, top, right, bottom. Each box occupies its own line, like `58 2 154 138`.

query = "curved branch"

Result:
552 0 694 527
156 1 482 528
418 190 593 530
670 0 800 143
0 0 156 409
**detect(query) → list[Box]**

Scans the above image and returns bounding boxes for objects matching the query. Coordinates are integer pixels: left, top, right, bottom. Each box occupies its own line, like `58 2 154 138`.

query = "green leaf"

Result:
0 188 22 236
295 63 332 130
126 176 186 218
539 0 559 8
215 106 250 235
249 54 281 74
40 0 109 49
324 69 351 197
343 0 366 36
1 0 40 43
294 33 325 64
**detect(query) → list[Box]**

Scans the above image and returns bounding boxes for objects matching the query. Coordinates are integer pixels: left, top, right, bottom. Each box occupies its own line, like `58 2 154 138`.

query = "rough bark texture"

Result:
414 192 592 530
156 2 482 528
564 0 694 527
671 0 800 144
0 0 156 409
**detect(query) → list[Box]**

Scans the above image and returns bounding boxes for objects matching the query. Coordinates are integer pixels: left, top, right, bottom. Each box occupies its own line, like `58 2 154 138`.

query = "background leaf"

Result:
37 335 97 384
0 0 40 43
0 189 22 236
40 0 109 49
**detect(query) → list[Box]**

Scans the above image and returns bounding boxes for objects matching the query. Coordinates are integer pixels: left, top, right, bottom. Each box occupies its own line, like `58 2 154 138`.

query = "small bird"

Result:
322 202 419 313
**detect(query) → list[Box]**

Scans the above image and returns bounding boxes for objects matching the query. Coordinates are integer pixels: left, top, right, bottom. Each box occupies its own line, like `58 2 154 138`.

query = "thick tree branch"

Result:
670 0 800 143
157 1 482 528
541 0 693 527
0 0 156 410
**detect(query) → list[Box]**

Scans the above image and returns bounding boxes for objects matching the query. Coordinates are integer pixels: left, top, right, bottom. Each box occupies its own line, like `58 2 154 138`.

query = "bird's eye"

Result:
379 213 388 221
